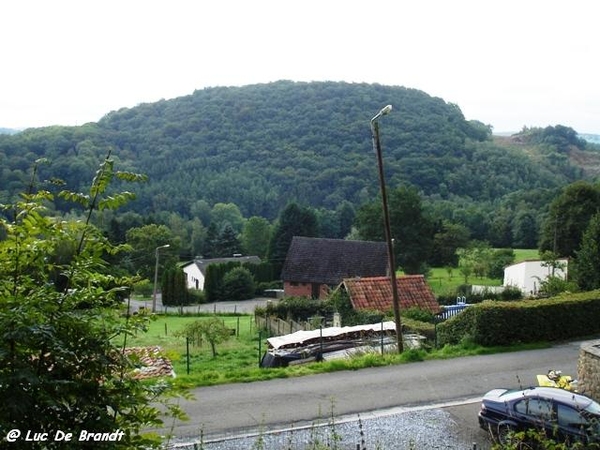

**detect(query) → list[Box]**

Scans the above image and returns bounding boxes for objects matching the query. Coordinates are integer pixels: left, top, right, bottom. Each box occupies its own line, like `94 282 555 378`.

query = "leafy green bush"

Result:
133 279 153 297
264 296 335 322
187 288 206 304
223 267 256 301
403 307 434 323
438 291 600 346
0 156 183 449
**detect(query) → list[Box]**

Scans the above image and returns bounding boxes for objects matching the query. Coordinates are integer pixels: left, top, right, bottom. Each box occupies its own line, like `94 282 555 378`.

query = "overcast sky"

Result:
1 0 598 133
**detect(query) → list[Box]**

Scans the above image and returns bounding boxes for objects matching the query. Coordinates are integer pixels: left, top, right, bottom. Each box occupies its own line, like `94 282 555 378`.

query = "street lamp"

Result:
152 244 170 313
370 104 403 353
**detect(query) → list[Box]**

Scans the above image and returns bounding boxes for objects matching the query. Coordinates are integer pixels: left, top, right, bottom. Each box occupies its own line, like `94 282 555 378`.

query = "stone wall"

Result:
578 339 600 401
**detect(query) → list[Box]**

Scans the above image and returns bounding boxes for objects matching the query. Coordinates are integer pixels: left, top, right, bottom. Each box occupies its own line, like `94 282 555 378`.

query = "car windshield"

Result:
585 400 600 415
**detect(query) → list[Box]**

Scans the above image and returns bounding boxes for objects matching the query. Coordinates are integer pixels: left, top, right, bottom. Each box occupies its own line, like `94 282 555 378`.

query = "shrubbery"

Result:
437 290 600 346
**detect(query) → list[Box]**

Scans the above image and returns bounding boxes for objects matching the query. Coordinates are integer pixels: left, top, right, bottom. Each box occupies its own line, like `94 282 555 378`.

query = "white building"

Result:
181 256 261 290
503 259 569 296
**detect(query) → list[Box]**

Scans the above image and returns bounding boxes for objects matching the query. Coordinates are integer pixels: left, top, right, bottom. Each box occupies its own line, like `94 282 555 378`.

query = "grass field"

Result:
426 248 539 296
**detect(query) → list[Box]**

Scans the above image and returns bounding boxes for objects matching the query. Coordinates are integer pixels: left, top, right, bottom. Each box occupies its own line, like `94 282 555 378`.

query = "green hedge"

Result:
437 290 600 346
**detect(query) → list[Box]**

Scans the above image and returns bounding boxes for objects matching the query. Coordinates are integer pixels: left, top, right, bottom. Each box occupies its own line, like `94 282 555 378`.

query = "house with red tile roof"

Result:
338 275 441 314
280 237 388 299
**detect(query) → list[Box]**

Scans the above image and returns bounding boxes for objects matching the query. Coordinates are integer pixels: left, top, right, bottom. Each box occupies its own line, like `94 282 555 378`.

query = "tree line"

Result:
1 81 598 253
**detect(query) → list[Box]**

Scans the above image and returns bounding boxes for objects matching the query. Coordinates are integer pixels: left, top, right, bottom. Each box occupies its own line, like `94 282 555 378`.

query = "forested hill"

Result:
0 80 598 221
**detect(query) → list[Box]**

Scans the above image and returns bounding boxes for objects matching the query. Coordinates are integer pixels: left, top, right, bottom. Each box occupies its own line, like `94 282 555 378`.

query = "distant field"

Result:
425 248 539 296
513 248 540 262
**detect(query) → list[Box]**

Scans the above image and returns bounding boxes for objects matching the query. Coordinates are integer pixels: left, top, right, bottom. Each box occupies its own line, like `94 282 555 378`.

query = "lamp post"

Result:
152 244 170 313
370 104 403 353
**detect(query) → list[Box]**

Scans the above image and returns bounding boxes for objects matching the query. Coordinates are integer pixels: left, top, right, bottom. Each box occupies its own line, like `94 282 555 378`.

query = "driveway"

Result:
160 340 582 448
126 297 276 315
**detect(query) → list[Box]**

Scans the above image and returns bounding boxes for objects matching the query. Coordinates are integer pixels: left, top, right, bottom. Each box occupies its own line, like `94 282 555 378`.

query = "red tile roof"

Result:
341 275 440 313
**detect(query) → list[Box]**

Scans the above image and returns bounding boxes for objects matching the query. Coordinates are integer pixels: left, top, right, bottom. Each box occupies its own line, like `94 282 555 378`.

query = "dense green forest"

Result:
1 80 599 268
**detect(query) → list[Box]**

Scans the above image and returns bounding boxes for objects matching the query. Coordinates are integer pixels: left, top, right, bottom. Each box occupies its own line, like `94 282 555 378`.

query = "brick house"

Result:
338 275 441 314
280 236 388 299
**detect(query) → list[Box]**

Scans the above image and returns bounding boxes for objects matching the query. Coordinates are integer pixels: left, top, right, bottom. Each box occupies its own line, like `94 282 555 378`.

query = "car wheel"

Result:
497 422 516 445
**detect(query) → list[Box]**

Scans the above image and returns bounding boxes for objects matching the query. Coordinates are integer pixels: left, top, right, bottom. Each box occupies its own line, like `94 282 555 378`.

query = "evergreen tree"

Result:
512 210 538 249
538 181 600 257
161 266 190 308
214 223 241 257
573 212 600 291
203 222 219 258
267 203 318 278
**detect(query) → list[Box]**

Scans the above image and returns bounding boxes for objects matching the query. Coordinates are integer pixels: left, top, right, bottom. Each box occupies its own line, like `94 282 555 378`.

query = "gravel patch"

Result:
168 409 492 449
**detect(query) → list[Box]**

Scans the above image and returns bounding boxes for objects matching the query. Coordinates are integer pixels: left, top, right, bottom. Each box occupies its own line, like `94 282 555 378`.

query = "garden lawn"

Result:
122 314 297 387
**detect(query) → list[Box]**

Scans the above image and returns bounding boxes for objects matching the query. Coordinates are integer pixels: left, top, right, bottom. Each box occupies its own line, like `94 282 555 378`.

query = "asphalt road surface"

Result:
159 339 583 447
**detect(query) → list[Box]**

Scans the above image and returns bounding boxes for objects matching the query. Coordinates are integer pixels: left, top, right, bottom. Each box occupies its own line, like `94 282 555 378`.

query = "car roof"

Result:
497 387 593 407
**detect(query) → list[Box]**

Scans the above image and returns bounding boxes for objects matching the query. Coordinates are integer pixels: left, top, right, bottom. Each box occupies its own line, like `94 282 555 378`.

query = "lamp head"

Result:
380 104 393 116
371 104 393 122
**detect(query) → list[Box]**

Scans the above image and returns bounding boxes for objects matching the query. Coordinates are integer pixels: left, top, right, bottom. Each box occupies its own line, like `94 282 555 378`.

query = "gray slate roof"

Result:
183 256 261 275
281 236 388 285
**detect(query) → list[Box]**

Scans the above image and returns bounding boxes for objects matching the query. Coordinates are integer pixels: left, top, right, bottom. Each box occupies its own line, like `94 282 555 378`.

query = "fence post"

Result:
186 337 190 375
380 320 384 355
258 331 262 367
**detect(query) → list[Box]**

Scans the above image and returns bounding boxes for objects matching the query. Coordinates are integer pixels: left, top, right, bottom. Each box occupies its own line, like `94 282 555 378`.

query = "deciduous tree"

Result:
573 212 600 291
0 155 184 449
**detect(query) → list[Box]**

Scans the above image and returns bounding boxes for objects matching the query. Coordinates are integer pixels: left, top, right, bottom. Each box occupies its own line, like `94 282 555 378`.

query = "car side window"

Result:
557 403 587 429
515 398 554 420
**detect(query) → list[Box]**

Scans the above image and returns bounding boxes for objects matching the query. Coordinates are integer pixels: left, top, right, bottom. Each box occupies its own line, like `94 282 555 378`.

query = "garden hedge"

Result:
437 290 600 346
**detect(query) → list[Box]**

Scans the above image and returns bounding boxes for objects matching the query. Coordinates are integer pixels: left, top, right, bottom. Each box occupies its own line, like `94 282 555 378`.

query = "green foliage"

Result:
573 212 600 291
488 248 516 279
187 288 206 304
491 427 600 450
0 155 182 449
355 185 434 274
241 216 272 258
437 291 600 346
204 260 269 302
161 266 193 307
175 317 232 358
213 223 242 257
3 82 593 256
538 180 600 257
125 224 178 279
267 202 318 277
326 289 384 326
264 296 335 322
402 307 435 323
204 262 236 302
538 275 579 297
133 279 154 297
223 267 256 301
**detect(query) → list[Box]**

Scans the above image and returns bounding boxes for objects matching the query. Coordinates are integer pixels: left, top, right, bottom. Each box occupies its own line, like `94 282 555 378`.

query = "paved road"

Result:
161 340 582 445
127 298 276 315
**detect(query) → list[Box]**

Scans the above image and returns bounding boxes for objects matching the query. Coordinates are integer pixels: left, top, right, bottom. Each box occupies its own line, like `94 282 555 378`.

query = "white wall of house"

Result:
182 263 205 290
503 259 568 296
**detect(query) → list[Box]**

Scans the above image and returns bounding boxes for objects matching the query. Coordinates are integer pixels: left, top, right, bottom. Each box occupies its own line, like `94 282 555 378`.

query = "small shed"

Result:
503 258 569 296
